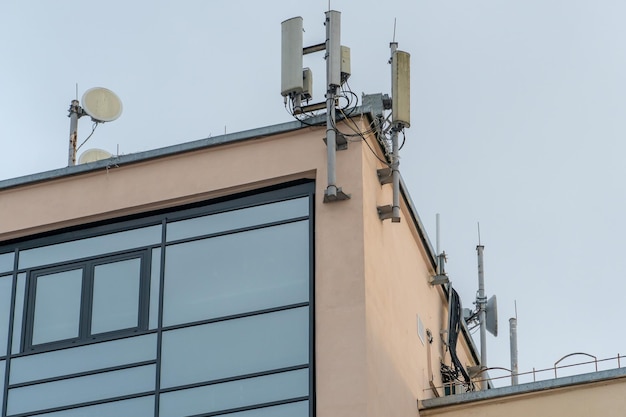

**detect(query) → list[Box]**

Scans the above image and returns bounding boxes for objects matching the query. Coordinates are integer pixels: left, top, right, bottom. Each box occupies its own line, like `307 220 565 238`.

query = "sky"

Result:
2 1 626 388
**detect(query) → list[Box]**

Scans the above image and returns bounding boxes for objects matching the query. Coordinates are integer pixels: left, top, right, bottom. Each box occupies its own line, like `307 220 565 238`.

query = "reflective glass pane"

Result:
149 248 161 330
166 197 309 242
11 274 25 354
32 269 83 346
10 334 157 384
0 275 12 356
213 401 309 417
91 258 141 334
30 396 154 417
163 221 309 326
7 364 156 415
0 252 14 274
0 360 5 411
161 307 309 388
19 225 161 269
160 368 308 417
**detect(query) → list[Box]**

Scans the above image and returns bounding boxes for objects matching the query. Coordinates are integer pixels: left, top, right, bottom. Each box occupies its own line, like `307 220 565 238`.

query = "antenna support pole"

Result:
377 41 405 221
477 245 488 371
67 99 84 166
389 42 401 222
509 317 519 385
389 125 401 222
323 10 349 202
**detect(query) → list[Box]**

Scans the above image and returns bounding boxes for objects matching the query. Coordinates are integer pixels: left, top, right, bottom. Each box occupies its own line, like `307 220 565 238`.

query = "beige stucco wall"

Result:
0 119 479 417
419 376 626 417
357 128 480 417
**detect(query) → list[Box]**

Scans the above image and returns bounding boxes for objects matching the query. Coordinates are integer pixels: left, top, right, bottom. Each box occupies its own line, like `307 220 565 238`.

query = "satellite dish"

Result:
78 148 113 164
486 295 498 337
81 87 123 123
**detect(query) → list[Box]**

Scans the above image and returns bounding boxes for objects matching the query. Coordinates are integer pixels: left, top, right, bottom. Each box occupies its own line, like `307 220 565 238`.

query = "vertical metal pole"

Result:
68 100 80 166
325 88 338 197
390 128 400 222
436 213 440 256
477 245 487 370
509 317 519 385
389 41 401 222
446 282 453 348
324 10 341 201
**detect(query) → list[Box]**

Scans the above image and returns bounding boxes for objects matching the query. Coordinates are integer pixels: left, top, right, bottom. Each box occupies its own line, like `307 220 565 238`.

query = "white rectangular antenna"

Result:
302 67 313 100
326 10 341 87
281 17 304 96
391 50 411 127
341 45 351 83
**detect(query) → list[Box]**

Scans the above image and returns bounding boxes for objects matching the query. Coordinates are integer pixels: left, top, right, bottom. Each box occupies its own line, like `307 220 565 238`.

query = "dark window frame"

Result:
0 181 315 417
23 249 151 352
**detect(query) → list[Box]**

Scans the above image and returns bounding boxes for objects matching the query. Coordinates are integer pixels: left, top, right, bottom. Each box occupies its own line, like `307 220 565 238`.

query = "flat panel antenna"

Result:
281 17 304 97
391 50 410 127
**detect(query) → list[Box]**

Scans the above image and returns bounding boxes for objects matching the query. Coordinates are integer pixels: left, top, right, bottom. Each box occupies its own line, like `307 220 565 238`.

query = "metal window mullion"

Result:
2 249 20 417
307 190 316 417
138 250 150 331
81 265 94 340
154 219 167 417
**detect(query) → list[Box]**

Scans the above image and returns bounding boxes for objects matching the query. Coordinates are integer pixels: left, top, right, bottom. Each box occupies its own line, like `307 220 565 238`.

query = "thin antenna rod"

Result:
477 222 481 246
436 213 440 255
392 18 397 42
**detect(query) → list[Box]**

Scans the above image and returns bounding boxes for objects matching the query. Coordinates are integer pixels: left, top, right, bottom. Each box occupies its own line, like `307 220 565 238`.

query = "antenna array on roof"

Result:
67 87 122 166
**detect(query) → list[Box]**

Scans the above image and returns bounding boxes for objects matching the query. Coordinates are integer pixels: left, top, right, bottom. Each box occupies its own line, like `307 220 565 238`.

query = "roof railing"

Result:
431 352 623 394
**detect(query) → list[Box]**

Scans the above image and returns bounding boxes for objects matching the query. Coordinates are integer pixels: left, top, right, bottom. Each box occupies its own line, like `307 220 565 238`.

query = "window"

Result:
24 251 149 350
1 182 314 417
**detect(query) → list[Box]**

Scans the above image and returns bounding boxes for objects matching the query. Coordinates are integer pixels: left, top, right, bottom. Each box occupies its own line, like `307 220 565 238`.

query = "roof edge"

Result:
0 94 387 192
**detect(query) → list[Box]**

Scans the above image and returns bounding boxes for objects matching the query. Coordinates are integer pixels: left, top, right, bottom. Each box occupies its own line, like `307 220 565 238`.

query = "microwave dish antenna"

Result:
68 87 123 166
78 148 113 164
81 87 123 123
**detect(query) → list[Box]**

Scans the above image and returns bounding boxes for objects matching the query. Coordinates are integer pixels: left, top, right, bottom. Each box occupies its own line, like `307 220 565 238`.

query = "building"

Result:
1 93 626 417
0 93 483 417
1 12 625 416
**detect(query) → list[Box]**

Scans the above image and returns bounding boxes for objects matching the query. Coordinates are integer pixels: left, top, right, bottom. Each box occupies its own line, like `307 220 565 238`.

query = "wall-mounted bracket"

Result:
377 204 400 222
430 274 449 286
323 133 347 150
377 167 393 185
324 186 350 202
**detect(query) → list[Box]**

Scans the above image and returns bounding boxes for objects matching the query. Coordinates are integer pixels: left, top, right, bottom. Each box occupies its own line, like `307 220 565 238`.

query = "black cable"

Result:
448 288 472 384
76 122 98 151
286 95 325 127
398 129 406 150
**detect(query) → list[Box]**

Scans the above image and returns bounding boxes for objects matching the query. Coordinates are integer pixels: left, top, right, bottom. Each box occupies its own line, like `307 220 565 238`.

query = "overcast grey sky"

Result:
2 1 625 386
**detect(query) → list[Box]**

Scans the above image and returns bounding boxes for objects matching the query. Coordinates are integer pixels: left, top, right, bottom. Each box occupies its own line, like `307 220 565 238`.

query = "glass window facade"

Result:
0 183 313 417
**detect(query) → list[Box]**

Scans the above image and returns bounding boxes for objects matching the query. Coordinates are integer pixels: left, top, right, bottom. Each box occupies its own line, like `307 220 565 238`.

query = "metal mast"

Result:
323 10 349 202
67 100 83 166
510 316 519 385
477 244 487 370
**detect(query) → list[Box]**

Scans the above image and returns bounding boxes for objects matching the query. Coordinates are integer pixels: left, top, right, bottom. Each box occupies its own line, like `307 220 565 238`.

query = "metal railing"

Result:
430 352 623 394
